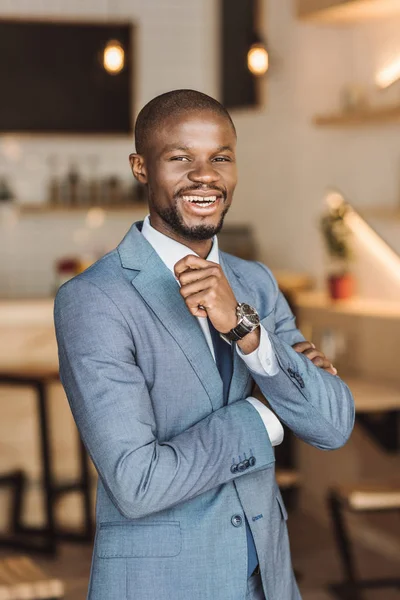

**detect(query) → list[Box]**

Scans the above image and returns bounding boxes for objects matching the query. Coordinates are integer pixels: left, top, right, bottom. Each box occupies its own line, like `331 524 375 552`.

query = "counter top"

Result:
294 291 400 319
0 298 55 326
0 299 57 371
343 376 400 413
0 299 399 415
0 268 313 327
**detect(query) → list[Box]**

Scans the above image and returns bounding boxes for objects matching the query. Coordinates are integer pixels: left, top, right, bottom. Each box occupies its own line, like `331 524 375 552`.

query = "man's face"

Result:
131 110 237 243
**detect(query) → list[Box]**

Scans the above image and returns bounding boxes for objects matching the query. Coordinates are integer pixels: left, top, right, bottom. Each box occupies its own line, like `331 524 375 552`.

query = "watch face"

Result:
240 303 260 326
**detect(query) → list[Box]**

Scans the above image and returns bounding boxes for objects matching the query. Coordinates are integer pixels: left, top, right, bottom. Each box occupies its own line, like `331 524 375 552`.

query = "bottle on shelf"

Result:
87 154 101 207
47 154 61 206
0 176 14 203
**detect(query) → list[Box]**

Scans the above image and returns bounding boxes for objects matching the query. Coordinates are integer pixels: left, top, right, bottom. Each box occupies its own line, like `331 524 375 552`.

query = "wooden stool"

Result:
0 555 64 599
0 368 94 556
327 482 400 599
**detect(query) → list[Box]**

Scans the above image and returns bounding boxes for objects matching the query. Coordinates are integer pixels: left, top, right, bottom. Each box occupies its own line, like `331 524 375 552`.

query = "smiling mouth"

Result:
181 195 220 207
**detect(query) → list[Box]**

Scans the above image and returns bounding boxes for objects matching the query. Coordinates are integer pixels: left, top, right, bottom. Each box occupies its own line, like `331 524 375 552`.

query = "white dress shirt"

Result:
141 215 283 446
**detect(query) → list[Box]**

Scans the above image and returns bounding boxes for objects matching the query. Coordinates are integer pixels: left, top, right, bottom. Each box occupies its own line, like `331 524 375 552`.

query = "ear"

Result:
129 153 148 184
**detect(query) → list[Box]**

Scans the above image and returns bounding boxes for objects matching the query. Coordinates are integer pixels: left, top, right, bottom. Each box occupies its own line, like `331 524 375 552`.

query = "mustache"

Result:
174 184 227 201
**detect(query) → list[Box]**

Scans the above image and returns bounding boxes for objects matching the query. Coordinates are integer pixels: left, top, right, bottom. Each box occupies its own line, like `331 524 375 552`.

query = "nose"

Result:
187 161 220 185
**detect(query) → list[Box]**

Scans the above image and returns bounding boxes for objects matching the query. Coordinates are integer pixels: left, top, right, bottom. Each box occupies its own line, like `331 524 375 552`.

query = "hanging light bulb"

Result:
247 43 269 77
103 39 125 75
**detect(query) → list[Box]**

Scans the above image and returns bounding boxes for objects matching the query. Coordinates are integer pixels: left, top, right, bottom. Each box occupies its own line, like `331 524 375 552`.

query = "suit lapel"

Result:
118 222 223 412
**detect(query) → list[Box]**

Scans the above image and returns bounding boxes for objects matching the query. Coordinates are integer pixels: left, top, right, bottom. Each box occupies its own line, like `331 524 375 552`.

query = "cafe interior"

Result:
0 0 400 598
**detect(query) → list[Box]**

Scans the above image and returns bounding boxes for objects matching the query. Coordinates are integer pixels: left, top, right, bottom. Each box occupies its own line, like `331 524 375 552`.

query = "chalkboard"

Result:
0 19 133 134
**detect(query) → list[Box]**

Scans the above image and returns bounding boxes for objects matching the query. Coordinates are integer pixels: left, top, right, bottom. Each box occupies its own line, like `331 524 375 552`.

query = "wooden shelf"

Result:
313 103 400 127
17 203 148 214
359 206 400 220
298 0 400 23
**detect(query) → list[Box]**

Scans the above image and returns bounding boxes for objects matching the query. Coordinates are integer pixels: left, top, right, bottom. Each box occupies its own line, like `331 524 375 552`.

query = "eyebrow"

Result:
215 145 234 153
162 144 191 154
162 144 234 154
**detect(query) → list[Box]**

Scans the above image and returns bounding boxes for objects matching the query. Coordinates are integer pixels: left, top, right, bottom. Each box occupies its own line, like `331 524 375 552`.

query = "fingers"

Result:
178 266 220 287
292 340 337 375
292 341 314 353
187 305 208 318
179 276 218 302
183 288 216 316
305 351 337 374
174 255 217 278
301 348 327 363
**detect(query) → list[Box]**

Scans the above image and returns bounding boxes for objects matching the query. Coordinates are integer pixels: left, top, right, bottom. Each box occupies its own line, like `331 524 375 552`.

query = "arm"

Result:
54 278 275 520
246 264 355 450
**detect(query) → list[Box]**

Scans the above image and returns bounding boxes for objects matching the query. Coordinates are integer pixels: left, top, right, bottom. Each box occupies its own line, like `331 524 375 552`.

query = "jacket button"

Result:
243 459 250 469
237 461 246 472
230 464 238 474
231 514 243 527
248 456 256 467
288 368 295 377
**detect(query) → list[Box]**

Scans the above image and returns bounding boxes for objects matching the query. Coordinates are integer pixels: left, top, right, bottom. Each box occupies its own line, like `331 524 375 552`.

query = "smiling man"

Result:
54 90 354 600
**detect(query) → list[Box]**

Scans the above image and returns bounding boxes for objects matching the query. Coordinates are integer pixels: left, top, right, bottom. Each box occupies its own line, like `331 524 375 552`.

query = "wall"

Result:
1 0 400 298
231 3 400 279
0 0 218 297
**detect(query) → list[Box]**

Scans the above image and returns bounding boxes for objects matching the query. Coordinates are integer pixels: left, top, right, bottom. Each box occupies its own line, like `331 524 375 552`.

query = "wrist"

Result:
236 326 261 354
221 302 260 343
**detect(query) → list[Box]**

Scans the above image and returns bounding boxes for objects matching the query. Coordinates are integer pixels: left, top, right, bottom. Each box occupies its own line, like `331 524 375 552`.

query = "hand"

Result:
174 255 238 333
292 341 337 375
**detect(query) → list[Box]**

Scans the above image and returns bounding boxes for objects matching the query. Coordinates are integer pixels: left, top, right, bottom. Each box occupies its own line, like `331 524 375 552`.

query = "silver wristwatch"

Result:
221 303 260 343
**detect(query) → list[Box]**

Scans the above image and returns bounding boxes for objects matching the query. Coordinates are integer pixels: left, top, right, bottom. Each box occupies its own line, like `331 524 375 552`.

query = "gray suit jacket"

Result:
54 221 354 600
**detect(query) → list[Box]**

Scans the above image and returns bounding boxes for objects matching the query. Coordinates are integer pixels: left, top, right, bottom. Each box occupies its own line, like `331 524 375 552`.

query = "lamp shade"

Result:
247 42 269 77
103 39 125 74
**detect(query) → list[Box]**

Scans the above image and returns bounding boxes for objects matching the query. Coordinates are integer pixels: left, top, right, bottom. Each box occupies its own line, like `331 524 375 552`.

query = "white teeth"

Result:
182 195 217 204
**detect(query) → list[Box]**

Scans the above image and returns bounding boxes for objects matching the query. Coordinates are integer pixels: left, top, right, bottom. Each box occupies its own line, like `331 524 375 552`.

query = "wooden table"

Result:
0 365 94 555
342 375 400 452
0 300 93 555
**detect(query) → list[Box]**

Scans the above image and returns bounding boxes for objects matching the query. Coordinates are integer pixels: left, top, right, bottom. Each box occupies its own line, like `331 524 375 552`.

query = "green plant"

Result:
320 202 353 271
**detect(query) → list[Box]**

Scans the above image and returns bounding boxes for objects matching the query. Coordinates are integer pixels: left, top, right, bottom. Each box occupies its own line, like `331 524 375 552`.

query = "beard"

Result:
150 188 230 241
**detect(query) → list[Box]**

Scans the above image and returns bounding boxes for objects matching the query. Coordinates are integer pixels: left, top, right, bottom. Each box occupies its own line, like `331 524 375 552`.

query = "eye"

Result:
213 156 231 162
169 156 190 162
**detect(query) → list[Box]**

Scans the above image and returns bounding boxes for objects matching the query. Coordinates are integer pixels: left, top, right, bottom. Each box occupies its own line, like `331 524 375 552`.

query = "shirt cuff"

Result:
246 398 284 447
236 324 279 376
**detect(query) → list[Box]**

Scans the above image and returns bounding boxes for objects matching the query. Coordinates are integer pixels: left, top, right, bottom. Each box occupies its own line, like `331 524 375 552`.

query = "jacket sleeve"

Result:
250 263 355 451
54 277 275 520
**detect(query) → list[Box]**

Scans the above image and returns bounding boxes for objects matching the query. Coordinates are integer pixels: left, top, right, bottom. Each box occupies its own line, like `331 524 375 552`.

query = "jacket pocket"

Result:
97 521 182 558
276 489 288 521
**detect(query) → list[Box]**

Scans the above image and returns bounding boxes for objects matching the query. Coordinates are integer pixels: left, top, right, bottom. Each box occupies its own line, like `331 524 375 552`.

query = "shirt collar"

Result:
141 214 220 275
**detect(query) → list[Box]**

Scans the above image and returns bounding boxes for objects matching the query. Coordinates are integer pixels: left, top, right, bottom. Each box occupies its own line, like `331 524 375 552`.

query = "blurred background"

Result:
0 1 399 599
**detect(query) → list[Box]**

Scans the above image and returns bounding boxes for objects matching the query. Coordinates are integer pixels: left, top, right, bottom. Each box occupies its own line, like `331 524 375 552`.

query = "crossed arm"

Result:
55 274 354 521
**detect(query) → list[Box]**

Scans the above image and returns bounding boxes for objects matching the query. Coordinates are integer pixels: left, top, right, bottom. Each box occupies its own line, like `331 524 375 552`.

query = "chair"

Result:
327 482 400 599
0 368 94 556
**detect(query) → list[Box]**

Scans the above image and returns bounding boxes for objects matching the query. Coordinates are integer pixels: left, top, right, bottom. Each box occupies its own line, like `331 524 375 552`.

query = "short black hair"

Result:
134 89 236 155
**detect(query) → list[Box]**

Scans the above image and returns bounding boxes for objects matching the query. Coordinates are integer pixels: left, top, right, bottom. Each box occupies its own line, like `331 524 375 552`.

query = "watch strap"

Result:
222 321 253 342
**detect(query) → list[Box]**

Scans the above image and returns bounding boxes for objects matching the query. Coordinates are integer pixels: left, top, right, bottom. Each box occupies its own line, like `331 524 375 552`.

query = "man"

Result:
54 90 354 600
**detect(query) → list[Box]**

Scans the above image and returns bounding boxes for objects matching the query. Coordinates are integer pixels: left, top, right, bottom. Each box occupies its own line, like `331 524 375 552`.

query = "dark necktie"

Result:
207 317 233 405
207 317 259 578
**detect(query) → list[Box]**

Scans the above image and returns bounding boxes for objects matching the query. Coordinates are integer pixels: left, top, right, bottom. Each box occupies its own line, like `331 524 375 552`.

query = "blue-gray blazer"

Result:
54 221 354 600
